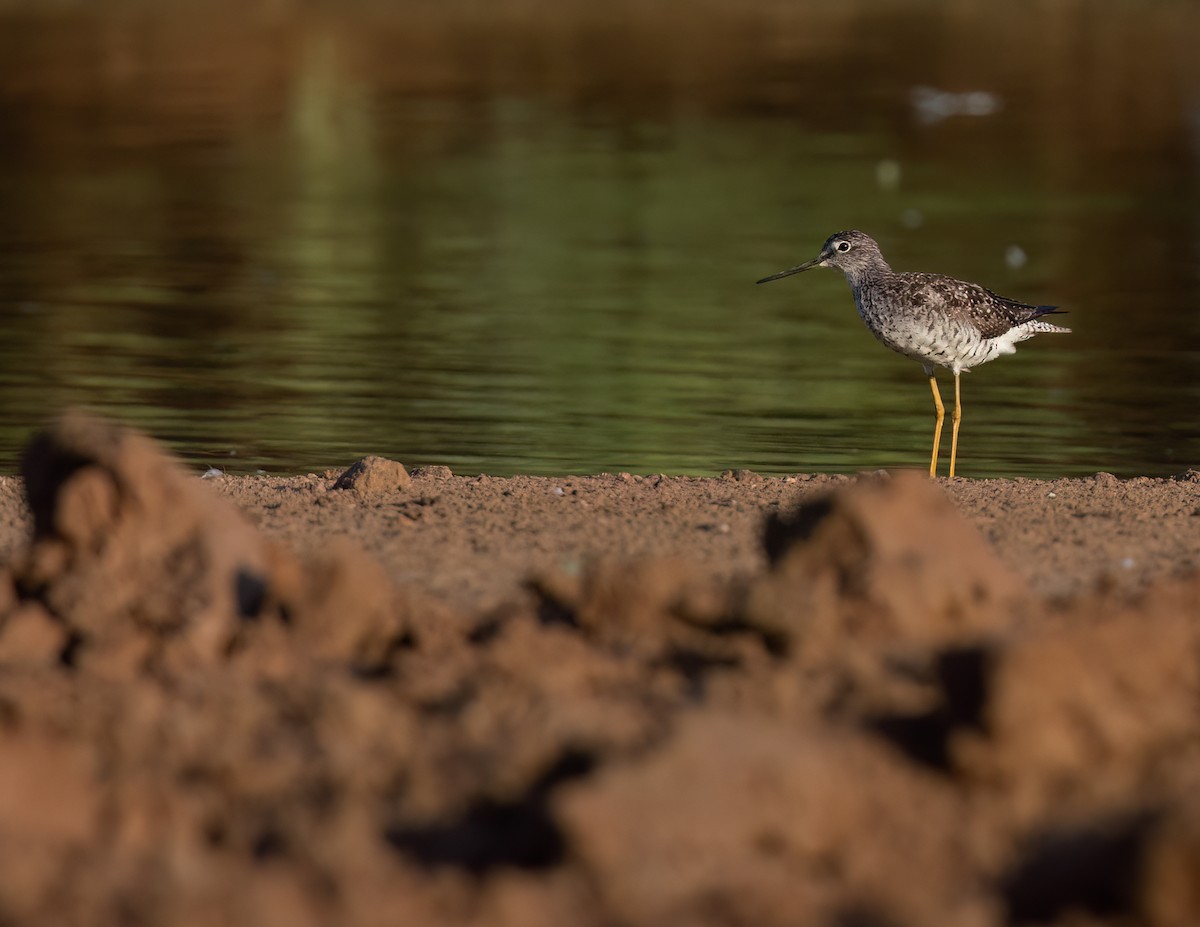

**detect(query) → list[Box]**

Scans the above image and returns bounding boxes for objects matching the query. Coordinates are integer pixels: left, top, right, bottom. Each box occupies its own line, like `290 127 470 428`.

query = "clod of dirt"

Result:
333 456 412 495
529 557 731 642
556 713 989 927
411 465 454 481
953 584 1200 823
0 604 66 665
1139 801 1200 926
746 470 1022 661
1000 810 1157 924
7 412 415 677
998 804 1200 927
12 410 287 671
232 537 427 677
527 557 782 704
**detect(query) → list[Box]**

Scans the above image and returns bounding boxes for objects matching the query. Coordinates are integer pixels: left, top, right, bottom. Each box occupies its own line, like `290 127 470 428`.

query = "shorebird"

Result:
757 230 1069 477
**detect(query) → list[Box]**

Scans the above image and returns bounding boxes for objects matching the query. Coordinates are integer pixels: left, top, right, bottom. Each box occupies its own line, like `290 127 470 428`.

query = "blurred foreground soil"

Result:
1 411 1199 927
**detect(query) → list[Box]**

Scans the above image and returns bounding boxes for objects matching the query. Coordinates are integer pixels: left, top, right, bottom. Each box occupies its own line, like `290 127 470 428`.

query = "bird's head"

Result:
756 230 887 286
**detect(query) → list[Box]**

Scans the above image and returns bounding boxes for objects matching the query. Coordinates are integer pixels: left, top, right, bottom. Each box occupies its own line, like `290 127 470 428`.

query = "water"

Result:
1 0 1198 478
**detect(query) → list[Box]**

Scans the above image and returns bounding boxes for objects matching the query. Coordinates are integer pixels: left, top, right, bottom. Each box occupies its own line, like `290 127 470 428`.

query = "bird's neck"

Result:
842 259 892 291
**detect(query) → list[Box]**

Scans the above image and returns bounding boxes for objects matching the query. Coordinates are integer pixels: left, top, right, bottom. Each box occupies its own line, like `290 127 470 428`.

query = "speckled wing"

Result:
975 292 1064 339
897 273 1061 339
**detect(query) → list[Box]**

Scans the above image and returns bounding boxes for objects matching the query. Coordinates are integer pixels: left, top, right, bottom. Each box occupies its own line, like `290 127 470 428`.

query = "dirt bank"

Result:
0 411 1197 927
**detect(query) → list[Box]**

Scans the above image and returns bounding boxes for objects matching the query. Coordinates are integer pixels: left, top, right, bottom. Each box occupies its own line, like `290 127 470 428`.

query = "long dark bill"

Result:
755 256 822 285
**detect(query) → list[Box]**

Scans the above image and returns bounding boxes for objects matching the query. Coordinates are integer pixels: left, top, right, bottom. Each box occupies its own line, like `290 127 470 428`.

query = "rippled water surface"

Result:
1 0 1198 477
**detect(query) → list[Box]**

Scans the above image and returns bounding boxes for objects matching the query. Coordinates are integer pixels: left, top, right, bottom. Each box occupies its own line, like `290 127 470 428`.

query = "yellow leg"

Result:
928 373 945 478
949 372 962 478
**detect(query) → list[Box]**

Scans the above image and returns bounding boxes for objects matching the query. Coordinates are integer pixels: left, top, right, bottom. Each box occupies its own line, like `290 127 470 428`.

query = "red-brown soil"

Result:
1 411 1198 927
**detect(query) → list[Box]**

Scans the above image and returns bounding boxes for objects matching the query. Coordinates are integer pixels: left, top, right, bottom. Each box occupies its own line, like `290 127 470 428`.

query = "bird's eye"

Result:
836 241 851 253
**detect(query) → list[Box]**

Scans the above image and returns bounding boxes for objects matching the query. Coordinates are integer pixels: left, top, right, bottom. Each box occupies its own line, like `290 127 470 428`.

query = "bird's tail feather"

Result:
1026 319 1071 334
1028 304 1069 332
